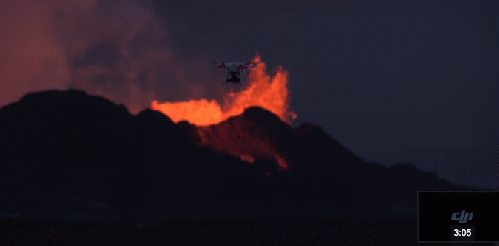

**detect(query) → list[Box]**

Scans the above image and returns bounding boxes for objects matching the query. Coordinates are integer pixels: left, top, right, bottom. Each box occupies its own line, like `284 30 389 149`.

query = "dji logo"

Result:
451 210 473 223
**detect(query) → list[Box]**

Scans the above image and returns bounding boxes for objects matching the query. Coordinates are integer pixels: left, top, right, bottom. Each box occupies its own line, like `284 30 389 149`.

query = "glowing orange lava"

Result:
151 55 296 126
152 55 295 170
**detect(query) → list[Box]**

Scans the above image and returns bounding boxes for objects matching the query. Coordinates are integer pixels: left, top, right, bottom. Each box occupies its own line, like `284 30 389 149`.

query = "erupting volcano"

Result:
152 55 297 168
151 55 297 126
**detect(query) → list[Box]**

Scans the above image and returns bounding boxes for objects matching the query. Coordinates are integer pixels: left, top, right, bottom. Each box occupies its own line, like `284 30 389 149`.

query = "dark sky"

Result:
0 0 497 189
151 0 499 189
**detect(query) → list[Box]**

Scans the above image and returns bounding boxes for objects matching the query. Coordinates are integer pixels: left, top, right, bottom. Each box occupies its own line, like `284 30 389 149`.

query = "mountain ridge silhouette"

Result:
0 89 486 244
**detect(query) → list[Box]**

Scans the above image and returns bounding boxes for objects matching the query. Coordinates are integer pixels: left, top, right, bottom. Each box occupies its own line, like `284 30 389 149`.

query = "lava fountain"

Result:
151 54 296 126
152 55 297 169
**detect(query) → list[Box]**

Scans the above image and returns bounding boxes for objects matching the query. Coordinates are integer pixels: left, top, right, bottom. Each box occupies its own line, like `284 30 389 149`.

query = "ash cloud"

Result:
0 0 227 114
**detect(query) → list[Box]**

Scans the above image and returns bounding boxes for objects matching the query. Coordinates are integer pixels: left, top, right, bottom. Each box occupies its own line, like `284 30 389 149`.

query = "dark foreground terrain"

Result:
0 90 488 245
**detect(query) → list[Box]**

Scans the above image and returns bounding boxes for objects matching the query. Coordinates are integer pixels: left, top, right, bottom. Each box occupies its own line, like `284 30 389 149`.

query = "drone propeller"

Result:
213 61 225 68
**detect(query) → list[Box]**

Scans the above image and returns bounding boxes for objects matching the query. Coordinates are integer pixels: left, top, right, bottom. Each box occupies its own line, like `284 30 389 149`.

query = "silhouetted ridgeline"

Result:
0 90 487 245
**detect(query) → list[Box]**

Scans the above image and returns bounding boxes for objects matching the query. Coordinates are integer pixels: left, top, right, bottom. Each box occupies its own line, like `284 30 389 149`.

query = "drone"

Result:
213 61 258 84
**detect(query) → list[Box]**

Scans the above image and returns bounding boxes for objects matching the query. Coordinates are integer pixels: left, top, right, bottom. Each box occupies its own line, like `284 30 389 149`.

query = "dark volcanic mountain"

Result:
0 90 485 245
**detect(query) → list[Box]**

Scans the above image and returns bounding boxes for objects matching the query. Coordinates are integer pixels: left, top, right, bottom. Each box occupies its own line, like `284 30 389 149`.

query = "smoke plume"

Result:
0 0 226 114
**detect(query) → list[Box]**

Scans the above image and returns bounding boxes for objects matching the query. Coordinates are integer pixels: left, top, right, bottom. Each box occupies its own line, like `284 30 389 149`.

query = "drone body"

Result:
213 61 257 84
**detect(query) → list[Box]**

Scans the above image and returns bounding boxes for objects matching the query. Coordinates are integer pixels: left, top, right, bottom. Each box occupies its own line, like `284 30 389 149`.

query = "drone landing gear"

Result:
226 72 241 84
